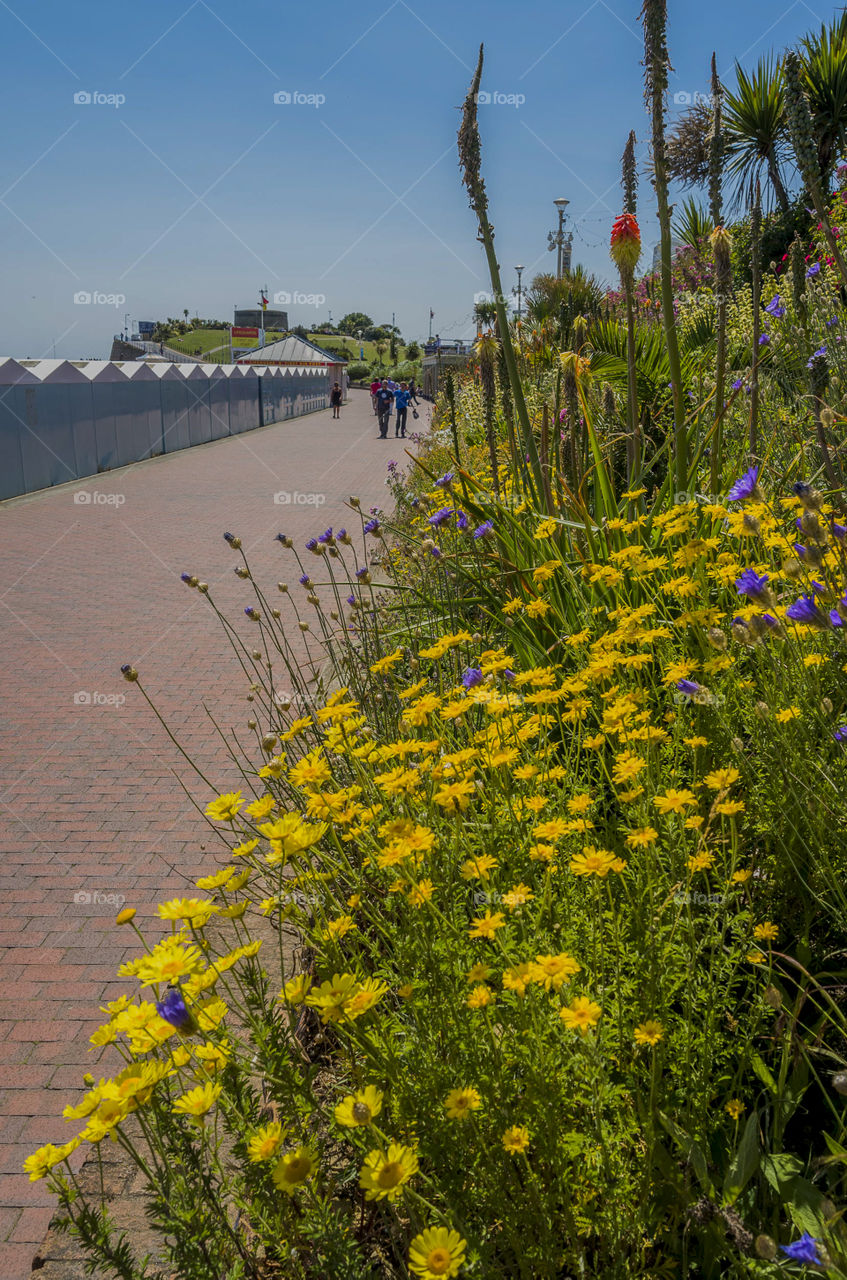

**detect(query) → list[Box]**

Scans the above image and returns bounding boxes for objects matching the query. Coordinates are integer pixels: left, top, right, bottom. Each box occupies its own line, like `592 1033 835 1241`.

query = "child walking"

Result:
330 382 342 419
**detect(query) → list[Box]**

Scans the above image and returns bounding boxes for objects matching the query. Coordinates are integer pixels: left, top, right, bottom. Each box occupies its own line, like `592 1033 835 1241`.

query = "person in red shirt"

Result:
370 378 381 415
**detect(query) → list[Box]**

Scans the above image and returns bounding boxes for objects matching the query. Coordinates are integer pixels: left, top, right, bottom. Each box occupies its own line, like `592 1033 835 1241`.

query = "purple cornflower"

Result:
436 470 454 489
298 573 311 587
676 679 700 697
764 295 785 318
827 315 839 327
794 543 807 558
428 506 455 528
758 332 770 346
156 988 195 1030
835 726 847 742
428 545 443 559
762 613 779 628
355 567 370 580
831 609 844 626
786 593 822 625
473 520 494 540
363 518 379 534
305 538 318 552
735 568 769 599
462 667 484 688
806 262 821 278
731 378 744 391
781 1233 821 1265
318 528 334 544
456 510 469 531
346 593 356 606
244 607 260 620
727 465 760 502
180 572 192 583
807 345 827 369
833 523 846 539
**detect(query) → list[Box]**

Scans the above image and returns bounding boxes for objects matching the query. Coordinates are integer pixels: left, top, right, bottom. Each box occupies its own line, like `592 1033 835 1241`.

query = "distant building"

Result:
234 308 288 331
651 238 684 270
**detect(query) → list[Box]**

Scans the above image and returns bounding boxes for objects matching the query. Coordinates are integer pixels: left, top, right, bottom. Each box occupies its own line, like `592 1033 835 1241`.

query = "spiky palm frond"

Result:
801 16 847 185
667 100 714 188
672 197 714 253
723 56 792 213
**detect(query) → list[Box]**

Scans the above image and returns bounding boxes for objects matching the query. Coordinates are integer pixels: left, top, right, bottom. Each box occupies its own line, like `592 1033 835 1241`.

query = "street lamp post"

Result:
547 198 572 279
513 265 524 320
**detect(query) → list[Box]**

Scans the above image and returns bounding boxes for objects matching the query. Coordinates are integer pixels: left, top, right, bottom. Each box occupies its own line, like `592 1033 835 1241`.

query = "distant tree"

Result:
375 340 388 367
183 309 189 322
405 340 420 360
390 332 398 361
364 325 392 341
338 312 373 335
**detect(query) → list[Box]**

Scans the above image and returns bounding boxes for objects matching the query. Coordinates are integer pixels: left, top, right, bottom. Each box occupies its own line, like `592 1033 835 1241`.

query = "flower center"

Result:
352 1102 372 1124
427 1248 452 1274
377 1161 402 1188
286 1157 310 1182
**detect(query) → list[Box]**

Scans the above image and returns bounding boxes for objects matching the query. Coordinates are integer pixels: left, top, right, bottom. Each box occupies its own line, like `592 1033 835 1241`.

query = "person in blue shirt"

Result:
394 382 412 438
374 380 395 438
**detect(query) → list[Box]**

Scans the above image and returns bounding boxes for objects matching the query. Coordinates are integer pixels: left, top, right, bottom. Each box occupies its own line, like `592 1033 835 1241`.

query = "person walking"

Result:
394 382 412 438
330 382 342 419
374 380 394 438
369 376 381 415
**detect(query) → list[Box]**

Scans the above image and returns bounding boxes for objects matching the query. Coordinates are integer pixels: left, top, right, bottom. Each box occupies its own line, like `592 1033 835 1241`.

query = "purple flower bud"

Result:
786 593 822 625
727 466 760 502
806 263 821 278
473 520 494 540
156 987 195 1031
462 667 483 688
781 1233 821 1265
364 519 379 534
676 679 700 697
456 510 469 530
735 568 769 599
429 506 454 528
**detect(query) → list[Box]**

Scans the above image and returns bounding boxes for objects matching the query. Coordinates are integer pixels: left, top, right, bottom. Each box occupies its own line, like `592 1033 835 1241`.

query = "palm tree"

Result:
801 14 847 187
672 197 714 254
724 56 791 214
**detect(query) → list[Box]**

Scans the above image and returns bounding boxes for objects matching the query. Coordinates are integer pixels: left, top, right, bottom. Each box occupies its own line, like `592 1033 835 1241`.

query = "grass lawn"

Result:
162 329 419 368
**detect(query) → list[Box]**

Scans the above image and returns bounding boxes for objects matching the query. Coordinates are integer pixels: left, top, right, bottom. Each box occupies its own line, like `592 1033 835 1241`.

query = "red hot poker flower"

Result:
610 213 641 273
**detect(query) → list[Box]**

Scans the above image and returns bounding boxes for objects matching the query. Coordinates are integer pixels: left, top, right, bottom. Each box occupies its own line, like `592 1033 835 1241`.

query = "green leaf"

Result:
785 1176 827 1238
761 1152 802 1192
657 1111 713 1194
750 1052 777 1095
723 1112 760 1204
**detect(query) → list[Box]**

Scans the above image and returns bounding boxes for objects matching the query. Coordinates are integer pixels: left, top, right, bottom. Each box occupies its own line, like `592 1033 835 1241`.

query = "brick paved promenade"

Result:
0 388 425 1277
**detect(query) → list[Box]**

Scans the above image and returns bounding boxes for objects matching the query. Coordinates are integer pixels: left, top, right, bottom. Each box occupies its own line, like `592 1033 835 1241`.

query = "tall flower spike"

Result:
621 130 637 216
707 52 724 227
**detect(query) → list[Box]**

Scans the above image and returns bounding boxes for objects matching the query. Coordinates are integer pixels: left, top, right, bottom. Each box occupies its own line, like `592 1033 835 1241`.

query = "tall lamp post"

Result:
547 198 572 279
513 265 524 320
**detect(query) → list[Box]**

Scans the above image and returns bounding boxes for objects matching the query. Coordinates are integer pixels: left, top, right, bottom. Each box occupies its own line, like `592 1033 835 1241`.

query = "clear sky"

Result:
0 0 837 357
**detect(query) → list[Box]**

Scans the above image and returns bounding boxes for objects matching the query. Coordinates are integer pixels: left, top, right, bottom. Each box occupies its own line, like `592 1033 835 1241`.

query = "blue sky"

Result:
0 0 837 357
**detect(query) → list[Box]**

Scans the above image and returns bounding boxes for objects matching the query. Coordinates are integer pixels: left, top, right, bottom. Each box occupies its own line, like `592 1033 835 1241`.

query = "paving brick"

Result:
0 393 423 1245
